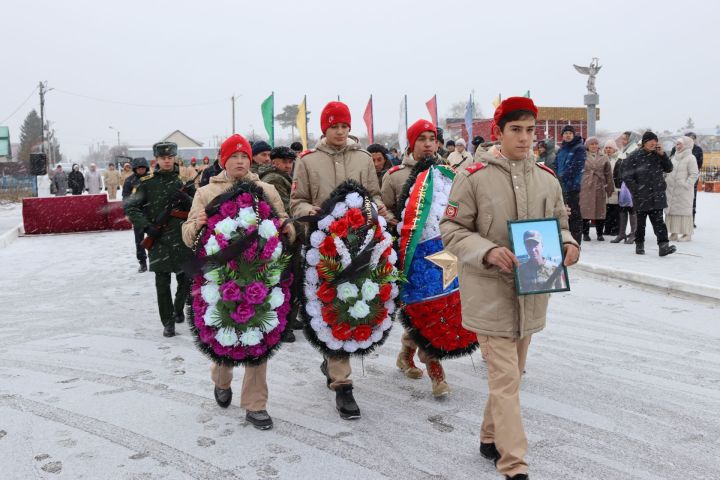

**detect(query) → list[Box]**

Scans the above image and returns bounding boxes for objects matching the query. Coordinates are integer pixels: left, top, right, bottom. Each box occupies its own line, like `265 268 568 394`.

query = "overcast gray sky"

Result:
3 0 719 161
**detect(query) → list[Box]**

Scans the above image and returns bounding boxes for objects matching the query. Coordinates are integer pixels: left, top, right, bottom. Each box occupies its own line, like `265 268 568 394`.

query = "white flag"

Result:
398 95 408 153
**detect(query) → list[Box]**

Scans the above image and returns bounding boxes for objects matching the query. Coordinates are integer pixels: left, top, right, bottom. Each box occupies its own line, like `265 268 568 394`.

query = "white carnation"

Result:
306 248 321 266
310 231 327 248
326 338 344 350
268 287 285 309
370 329 383 342
258 219 278 239
335 236 352 267
385 300 396 314
345 192 363 208
331 202 348 218
361 279 380 302
306 300 322 317
305 267 319 285
214 217 239 239
201 284 221 304
271 242 283 260
204 235 220 255
348 300 370 319
260 311 280 332
304 284 318 301
203 305 222 327
337 282 359 302
358 339 373 349
237 207 257 228
388 249 398 266
317 215 334 231
215 327 239 347
239 327 263 346
310 316 325 331
391 283 399 299
378 215 387 229
343 340 359 353
381 316 393 331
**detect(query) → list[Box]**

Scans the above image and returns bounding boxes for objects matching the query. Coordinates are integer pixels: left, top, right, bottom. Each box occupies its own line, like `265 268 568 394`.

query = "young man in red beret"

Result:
290 101 387 420
440 98 580 480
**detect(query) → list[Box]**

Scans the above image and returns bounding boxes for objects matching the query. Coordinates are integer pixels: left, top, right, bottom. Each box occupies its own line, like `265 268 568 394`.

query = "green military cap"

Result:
153 141 178 157
523 230 543 243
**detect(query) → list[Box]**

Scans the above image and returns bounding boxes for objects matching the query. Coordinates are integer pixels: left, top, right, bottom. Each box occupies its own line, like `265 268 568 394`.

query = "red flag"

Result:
426 95 438 127
364 95 374 144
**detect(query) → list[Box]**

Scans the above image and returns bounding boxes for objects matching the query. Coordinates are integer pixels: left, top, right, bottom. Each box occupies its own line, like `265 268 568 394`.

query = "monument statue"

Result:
573 57 602 94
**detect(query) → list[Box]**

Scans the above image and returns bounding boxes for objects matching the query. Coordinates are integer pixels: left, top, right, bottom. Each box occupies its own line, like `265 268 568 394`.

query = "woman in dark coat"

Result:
621 131 676 256
68 164 85 195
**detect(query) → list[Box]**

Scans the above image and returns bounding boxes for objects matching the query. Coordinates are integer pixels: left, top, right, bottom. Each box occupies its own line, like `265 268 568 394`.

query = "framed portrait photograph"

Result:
507 218 570 296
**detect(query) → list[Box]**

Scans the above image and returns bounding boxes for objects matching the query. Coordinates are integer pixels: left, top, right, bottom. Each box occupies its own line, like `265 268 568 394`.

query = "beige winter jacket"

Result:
446 150 474 169
440 148 578 338
182 171 293 248
103 169 122 189
289 137 384 218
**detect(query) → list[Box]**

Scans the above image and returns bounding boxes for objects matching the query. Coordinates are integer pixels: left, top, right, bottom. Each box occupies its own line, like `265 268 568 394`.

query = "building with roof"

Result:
0 127 12 163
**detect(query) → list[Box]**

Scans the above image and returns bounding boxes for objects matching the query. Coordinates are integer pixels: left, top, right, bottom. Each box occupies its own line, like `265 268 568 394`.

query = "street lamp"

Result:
108 126 120 145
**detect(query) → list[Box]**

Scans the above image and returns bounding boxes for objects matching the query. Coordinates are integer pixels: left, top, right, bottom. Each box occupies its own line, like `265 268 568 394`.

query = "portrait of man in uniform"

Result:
509 219 570 295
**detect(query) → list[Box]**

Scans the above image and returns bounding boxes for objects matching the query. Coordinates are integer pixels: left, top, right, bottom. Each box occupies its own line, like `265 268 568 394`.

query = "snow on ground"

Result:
0 218 719 479
0 202 22 234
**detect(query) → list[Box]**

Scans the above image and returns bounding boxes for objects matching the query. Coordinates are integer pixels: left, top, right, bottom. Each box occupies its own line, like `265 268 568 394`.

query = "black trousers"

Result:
583 219 605 236
604 204 620 235
563 191 583 245
635 209 669 245
155 272 190 326
692 181 698 223
133 226 147 263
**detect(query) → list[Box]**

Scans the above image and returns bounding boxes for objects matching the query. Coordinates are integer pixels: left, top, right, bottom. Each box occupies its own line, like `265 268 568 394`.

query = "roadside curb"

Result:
0 222 23 249
574 262 720 303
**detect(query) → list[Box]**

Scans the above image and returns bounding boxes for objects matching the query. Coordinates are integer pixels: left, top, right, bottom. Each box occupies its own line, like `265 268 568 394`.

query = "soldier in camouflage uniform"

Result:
125 142 195 337
517 230 566 292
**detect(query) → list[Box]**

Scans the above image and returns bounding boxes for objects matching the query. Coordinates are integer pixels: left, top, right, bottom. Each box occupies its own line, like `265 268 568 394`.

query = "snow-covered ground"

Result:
1 203 719 479
0 202 22 234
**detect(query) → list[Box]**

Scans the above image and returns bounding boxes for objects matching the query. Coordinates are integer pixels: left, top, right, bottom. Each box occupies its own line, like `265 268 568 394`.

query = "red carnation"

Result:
317 282 336 303
353 324 373 341
378 283 392 302
329 218 349 237
319 236 338 257
381 246 392 258
346 208 366 229
374 225 383 240
332 322 353 341
322 305 338 325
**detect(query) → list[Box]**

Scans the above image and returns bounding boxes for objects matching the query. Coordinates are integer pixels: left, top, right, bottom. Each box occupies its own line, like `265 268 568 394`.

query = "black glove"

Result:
145 225 161 237
172 190 193 208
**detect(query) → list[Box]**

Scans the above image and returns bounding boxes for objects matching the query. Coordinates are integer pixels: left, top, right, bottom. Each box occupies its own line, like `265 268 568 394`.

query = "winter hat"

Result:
252 140 272 157
320 101 351 134
406 119 437 151
561 125 575 135
455 138 467 146
290 141 303 153
677 136 694 152
270 146 296 160
604 139 618 151
493 97 538 125
641 131 658 145
584 136 599 147
191 157 197 164
219 134 252 168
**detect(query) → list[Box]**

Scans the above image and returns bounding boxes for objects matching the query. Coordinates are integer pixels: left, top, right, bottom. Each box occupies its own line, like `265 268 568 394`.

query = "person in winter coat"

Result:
251 141 272 174
68 164 85 195
103 163 122 200
671 132 703 226
200 157 222 188
182 134 294 431
536 138 556 171
603 140 621 236
122 157 151 272
51 165 68 196
84 163 103 194
665 136 699 241
621 131 676 256
289 101 387 421
446 138 473 169
440 97 579 480
367 143 392 186
579 137 614 241
611 153 637 244
120 162 133 190
555 125 587 244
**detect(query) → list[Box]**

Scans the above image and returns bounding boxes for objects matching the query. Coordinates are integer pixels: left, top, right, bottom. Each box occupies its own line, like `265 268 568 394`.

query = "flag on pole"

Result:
425 94 438 126
296 96 308 151
363 95 374 145
523 90 531 98
492 93 502 109
398 95 408 153
261 92 274 147
464 94 474 153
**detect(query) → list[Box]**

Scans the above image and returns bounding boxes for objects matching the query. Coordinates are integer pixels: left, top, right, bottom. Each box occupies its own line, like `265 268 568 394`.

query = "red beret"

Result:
219 134 252 169
320 101 351 134
407 119 437 152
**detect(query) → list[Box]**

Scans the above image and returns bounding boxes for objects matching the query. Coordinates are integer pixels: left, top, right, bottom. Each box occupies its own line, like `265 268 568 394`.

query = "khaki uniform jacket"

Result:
446 150 474 170
103 169 122 189
182 171 293 248
289 137 384 217
440 149 578 338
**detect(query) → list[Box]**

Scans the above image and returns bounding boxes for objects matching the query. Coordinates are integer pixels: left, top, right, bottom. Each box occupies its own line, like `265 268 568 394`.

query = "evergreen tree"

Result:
18 109 43 167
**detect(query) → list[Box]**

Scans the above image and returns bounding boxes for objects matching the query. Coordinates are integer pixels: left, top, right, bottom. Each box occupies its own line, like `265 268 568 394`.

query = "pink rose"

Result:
230 302 255 324
244 281 268 305
220 281 243 302
228 260 238 271
219 200 239 218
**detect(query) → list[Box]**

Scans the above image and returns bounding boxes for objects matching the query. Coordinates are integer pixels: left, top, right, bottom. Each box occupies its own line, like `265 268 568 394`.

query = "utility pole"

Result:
39 81 47 154
231 95 236 134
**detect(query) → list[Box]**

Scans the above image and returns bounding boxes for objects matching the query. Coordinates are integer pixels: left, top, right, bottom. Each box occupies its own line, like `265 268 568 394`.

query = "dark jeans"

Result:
604 204 620 235
134 226 147 263
155 272 190 326
635 209 669 245
563 191 583 245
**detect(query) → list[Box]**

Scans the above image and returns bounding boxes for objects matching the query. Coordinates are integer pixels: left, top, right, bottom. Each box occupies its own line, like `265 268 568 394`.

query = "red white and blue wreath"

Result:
302 181 402 356
186 182 293 366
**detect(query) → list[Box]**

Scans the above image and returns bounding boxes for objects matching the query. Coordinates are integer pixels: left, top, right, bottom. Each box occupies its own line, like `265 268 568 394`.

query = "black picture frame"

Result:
507 218 570 296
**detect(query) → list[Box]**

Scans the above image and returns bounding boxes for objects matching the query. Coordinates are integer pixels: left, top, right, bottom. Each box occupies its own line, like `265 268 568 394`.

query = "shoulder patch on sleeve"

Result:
140 173 154 182
444 200 459 218
536 163 557 177
465 163 486 175
387 165 405 175
299 149 315 158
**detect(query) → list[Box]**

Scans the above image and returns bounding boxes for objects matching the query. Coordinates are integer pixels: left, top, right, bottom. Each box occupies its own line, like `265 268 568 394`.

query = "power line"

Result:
53 89 226 108
1 86 39 123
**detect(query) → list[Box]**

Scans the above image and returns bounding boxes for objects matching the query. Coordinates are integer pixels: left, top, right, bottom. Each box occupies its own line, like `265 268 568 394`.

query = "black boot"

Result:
246 410 273 430
658 242 677 257
582 233 591 242
174 310 185 324
597 233 605 241
335 385 361 420
214 386 232 408
281 329 296 343
138 260 147 273
480 442 500 464
163 322 175 337
320 358 332 389
505 475 529 480
635 242 645 255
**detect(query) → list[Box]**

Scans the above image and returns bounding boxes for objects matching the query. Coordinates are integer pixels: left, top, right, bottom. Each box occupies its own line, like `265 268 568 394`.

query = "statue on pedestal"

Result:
573 57 602 94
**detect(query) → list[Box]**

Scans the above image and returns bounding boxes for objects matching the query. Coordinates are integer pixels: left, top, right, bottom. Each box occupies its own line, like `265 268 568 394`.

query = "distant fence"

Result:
699 166 720 182
0 175 34 190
